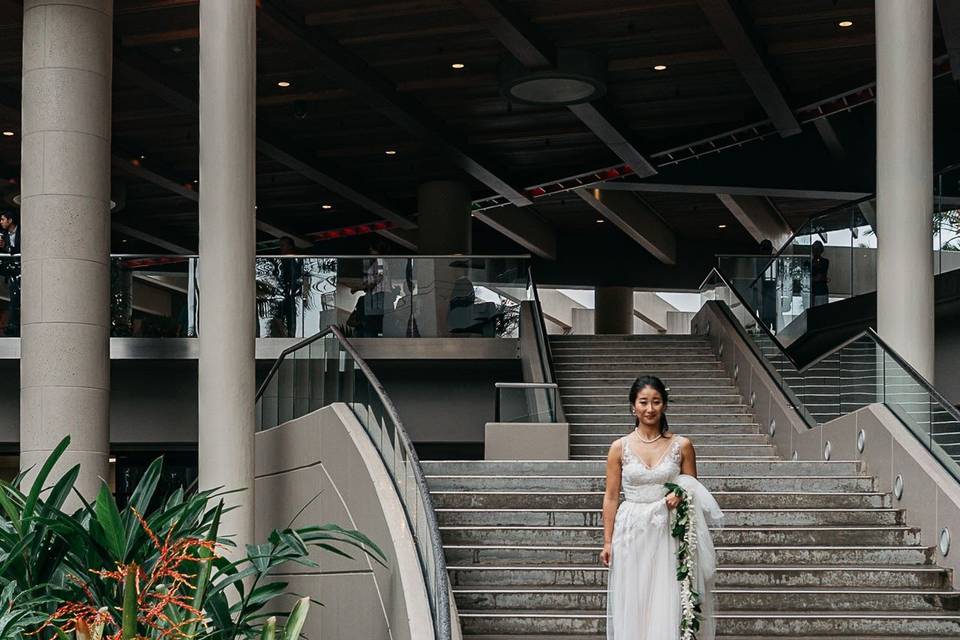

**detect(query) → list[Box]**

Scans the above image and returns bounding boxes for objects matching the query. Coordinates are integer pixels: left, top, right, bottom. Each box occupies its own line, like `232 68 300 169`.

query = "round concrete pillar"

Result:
198 0 257 548
19 0 113 496
595 287 634 335
876 0 935 380
417 181 472 254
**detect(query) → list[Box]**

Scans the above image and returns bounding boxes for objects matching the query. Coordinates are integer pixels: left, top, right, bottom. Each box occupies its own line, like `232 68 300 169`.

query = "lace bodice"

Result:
620 435 682 504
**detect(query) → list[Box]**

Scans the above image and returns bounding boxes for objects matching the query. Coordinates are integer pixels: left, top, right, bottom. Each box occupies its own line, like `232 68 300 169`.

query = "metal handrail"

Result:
527 267 556 385
702 266 960 480
255 326 452 640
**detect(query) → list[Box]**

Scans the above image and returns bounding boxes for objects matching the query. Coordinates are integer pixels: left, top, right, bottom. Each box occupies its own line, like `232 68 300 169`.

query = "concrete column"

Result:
595 287 634 335
417 180 472 254
19 0 113 496
876 0 935 380
198 0 256 548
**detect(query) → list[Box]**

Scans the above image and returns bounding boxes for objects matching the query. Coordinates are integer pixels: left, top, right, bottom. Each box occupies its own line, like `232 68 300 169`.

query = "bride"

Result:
599 375 724 640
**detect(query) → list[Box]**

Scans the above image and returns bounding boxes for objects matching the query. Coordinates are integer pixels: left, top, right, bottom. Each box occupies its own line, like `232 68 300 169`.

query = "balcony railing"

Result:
0 254 530 339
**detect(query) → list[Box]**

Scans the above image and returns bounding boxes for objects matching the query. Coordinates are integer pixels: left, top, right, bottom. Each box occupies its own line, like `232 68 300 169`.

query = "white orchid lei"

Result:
665 482 702 640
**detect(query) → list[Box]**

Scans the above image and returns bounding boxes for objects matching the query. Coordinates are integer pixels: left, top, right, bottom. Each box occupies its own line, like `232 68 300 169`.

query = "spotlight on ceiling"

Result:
322 204 333 210
718 224 727 229
500 49 606 106
451 63 465 70
1 131 14 137
277 80 291 88
596 218 605 223
385 149 397 155
838 20 854 28
653 64 668 71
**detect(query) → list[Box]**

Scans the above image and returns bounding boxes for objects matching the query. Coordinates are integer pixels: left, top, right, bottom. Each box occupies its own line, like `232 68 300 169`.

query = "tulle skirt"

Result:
606 476 721 640
606 498 681 640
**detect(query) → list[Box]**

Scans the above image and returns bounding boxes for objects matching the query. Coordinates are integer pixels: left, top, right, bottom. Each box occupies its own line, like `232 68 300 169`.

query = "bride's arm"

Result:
679 436 698 478
599 439 623 567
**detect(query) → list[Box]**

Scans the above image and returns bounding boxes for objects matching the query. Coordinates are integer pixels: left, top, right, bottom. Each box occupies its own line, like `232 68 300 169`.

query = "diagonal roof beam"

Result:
114 51 416 230
715 193 792 248
472 205 557 259
696 0 802 137
112 222 194 254
575 188 676 264
258 2 531 207
457 0 657 177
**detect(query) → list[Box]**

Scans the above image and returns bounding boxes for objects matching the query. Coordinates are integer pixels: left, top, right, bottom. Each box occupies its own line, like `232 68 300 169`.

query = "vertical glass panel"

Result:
276 356 295 424
260 371 280 430
497 385 558 422
293 346 311 417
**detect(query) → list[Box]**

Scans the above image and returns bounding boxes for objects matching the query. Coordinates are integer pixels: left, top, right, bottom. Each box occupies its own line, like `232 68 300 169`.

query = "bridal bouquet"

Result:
665 482 702 640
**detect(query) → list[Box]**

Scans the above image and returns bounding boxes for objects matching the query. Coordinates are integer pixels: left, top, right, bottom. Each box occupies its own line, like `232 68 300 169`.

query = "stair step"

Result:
569 443 773 457
440 525 918 547
426 474 875 492
569 422 761 435
421 460 864 476
457 609 960 635
570 433 769 445
567 412 758 424
447 564 952 589
452 585 958 612
436 508 903 527
430 490 889 510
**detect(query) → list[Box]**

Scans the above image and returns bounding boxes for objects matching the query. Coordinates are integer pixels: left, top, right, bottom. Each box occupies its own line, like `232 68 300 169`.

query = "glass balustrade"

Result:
0 254 529 339
701 269 960 481
494 382 559 423
256 327 451 639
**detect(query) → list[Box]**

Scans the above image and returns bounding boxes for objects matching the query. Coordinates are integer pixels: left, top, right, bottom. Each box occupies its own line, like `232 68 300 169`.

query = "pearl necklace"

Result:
634 428 663 444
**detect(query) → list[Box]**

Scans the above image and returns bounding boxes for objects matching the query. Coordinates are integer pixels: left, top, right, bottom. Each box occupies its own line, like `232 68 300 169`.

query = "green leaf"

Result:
280 597 310 640
0 482 22 536
95 482 126 560
122 564 139 640
22 435 70 524
260 617 276 640
123 456 163 557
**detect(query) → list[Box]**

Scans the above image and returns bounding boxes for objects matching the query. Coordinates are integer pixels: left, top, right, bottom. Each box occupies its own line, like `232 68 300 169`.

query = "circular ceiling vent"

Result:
500 49 607 106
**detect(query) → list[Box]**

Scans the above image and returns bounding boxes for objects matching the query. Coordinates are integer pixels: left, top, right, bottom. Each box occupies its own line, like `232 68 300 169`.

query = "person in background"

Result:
811 240 830 306
0 210 22 336
757 238 777 332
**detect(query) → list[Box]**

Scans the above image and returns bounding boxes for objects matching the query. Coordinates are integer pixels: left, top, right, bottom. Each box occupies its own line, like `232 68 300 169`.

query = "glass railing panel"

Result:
337 255 529 339
254 326 452 638
495 383 558 422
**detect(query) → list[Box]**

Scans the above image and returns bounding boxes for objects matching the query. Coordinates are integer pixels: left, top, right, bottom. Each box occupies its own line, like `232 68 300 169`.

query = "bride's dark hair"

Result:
629 375 669 434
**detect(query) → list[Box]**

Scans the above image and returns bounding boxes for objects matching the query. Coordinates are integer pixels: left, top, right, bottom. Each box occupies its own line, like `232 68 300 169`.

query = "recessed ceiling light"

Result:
277 80 291 88
385 149 397 155
451 63 465 69
322 204 333 209
596 218 605 223
838 20 854 28
1 131 14 137
653 64 668 71
718 224 727 229
139 154 146 160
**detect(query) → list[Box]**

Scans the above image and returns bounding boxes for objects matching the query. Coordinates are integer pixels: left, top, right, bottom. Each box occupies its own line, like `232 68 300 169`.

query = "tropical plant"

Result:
0 436 386 640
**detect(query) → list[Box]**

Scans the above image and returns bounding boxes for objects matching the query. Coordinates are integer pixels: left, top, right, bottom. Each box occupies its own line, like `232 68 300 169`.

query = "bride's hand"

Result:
600 543 612 567
665 492 682 510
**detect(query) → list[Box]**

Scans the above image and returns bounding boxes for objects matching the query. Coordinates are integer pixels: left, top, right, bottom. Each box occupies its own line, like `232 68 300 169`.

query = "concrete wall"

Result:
692 302 960 583
255 404 435 640
368 359 521 446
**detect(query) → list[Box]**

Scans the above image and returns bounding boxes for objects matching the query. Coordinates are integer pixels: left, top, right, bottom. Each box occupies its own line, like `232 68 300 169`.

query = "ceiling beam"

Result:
575 188 676 264
813 117 846 162
696 0 802 137
372 226 419 252
457 0 657 177
112 222 194 254
472 205 557 259
937 0 960 82
114 51 416 230
715 193 792 248
257 2 531 208
596 181 870 201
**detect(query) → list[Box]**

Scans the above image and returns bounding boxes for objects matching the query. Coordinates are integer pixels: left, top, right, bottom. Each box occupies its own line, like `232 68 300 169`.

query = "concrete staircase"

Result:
424 334 960 638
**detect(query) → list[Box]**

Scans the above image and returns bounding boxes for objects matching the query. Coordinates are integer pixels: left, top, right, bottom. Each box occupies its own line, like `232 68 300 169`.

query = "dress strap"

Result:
620 434 633 466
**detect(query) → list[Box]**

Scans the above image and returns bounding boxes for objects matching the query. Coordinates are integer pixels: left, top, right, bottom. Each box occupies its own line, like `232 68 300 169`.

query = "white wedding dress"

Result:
606 435 724 640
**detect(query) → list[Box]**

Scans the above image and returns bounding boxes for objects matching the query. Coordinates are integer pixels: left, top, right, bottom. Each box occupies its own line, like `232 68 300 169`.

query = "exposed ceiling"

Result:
0 0 958 273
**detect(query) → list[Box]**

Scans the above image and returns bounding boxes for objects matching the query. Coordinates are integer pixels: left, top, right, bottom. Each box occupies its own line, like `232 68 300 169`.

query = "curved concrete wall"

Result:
693 302 960 582
254 403 434 640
